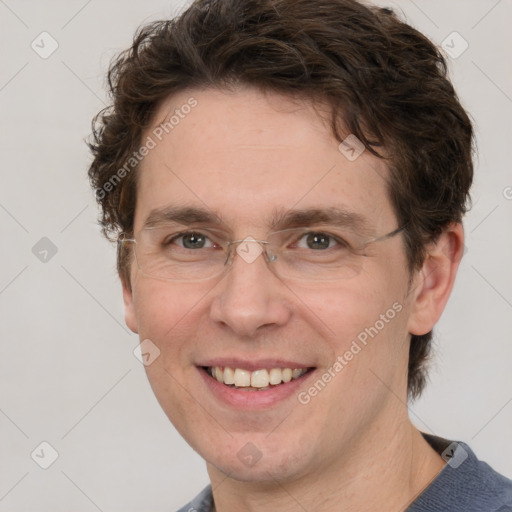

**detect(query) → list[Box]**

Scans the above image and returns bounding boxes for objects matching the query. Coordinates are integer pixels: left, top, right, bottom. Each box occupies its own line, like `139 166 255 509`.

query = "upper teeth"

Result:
210 366 307 388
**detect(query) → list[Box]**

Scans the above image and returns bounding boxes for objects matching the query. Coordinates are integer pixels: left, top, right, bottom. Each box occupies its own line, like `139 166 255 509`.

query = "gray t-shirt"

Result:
177 435 512 512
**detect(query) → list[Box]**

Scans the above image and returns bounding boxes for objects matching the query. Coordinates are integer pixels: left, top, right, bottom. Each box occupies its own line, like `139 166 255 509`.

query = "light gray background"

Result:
1 0 511 510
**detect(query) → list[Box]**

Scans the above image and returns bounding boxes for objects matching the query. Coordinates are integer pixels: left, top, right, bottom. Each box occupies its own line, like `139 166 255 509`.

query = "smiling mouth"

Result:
202 366 314 391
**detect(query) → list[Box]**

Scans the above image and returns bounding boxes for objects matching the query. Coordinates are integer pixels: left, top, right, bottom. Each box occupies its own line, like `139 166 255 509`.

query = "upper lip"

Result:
197 358 315 371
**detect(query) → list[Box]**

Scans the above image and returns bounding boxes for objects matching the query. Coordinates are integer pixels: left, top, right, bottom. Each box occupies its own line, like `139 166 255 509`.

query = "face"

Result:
123 86 420 482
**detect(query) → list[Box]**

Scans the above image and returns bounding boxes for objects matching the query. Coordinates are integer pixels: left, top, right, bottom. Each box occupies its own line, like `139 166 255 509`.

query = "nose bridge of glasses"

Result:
226 236 273 266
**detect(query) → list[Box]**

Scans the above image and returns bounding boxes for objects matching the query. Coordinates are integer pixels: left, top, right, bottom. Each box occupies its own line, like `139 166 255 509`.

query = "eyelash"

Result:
164 232 218 247
164 230 350 250
294 232 348 249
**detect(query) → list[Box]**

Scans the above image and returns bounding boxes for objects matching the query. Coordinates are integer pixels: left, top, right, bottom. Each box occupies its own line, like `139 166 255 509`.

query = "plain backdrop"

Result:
1 0 511 510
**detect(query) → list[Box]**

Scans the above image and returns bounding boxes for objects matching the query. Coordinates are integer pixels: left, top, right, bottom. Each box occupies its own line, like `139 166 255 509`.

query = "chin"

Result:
199 434 311 483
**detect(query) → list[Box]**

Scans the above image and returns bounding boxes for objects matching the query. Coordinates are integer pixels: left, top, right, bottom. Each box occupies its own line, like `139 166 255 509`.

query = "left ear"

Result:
122 278 139 334
407 222 465 336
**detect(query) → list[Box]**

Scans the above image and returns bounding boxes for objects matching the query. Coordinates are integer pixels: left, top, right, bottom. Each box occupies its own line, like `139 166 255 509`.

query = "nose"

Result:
209 246 293 337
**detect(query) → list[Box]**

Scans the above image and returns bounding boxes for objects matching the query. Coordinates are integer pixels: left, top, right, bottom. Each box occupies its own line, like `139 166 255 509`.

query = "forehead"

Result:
134 86 396 233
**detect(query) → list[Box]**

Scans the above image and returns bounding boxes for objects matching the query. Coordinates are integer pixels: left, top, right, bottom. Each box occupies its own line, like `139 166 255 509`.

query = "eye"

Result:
297 232 344 250
168 232 215 249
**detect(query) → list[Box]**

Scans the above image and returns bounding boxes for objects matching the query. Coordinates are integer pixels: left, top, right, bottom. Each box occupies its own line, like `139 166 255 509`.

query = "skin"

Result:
122 86 464 511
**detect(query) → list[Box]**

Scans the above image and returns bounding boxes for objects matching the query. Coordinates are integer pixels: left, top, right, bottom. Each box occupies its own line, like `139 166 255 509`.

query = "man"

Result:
88 0 512 510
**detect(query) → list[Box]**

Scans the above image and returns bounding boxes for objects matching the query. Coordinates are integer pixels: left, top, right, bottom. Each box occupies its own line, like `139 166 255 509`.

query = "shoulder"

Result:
408 435 512 512
175 485 213 512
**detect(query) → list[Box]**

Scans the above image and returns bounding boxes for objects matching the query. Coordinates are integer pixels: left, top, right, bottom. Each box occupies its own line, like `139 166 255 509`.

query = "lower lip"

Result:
197 367 315 409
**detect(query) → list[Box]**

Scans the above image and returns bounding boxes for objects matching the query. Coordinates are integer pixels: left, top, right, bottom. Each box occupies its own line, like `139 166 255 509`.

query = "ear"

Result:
122 279 139 334
407 223 464 336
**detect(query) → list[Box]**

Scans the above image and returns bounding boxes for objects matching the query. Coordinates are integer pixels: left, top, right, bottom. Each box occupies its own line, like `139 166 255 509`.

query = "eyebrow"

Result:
142 205 372 235
142 205 223 229
270 207 373 235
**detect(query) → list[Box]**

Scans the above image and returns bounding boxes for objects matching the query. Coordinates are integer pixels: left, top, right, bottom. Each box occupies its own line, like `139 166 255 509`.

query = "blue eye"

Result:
170 232 214 249
297 232 343 250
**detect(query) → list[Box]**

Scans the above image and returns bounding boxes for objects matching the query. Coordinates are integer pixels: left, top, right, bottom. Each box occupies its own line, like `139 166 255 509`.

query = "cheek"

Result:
308 286 408 401
131 278 212 428
132 277 210 355
297 271 410 393
292 276 403 340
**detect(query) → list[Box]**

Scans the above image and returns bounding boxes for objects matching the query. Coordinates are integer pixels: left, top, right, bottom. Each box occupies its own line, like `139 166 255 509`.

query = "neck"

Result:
207 419 445 512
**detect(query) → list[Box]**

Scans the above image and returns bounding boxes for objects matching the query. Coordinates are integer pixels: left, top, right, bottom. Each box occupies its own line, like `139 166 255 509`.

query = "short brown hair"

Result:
88 0 473 399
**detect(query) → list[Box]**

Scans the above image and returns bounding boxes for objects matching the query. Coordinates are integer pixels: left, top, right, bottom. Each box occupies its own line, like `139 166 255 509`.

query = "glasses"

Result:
119 223 408 283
